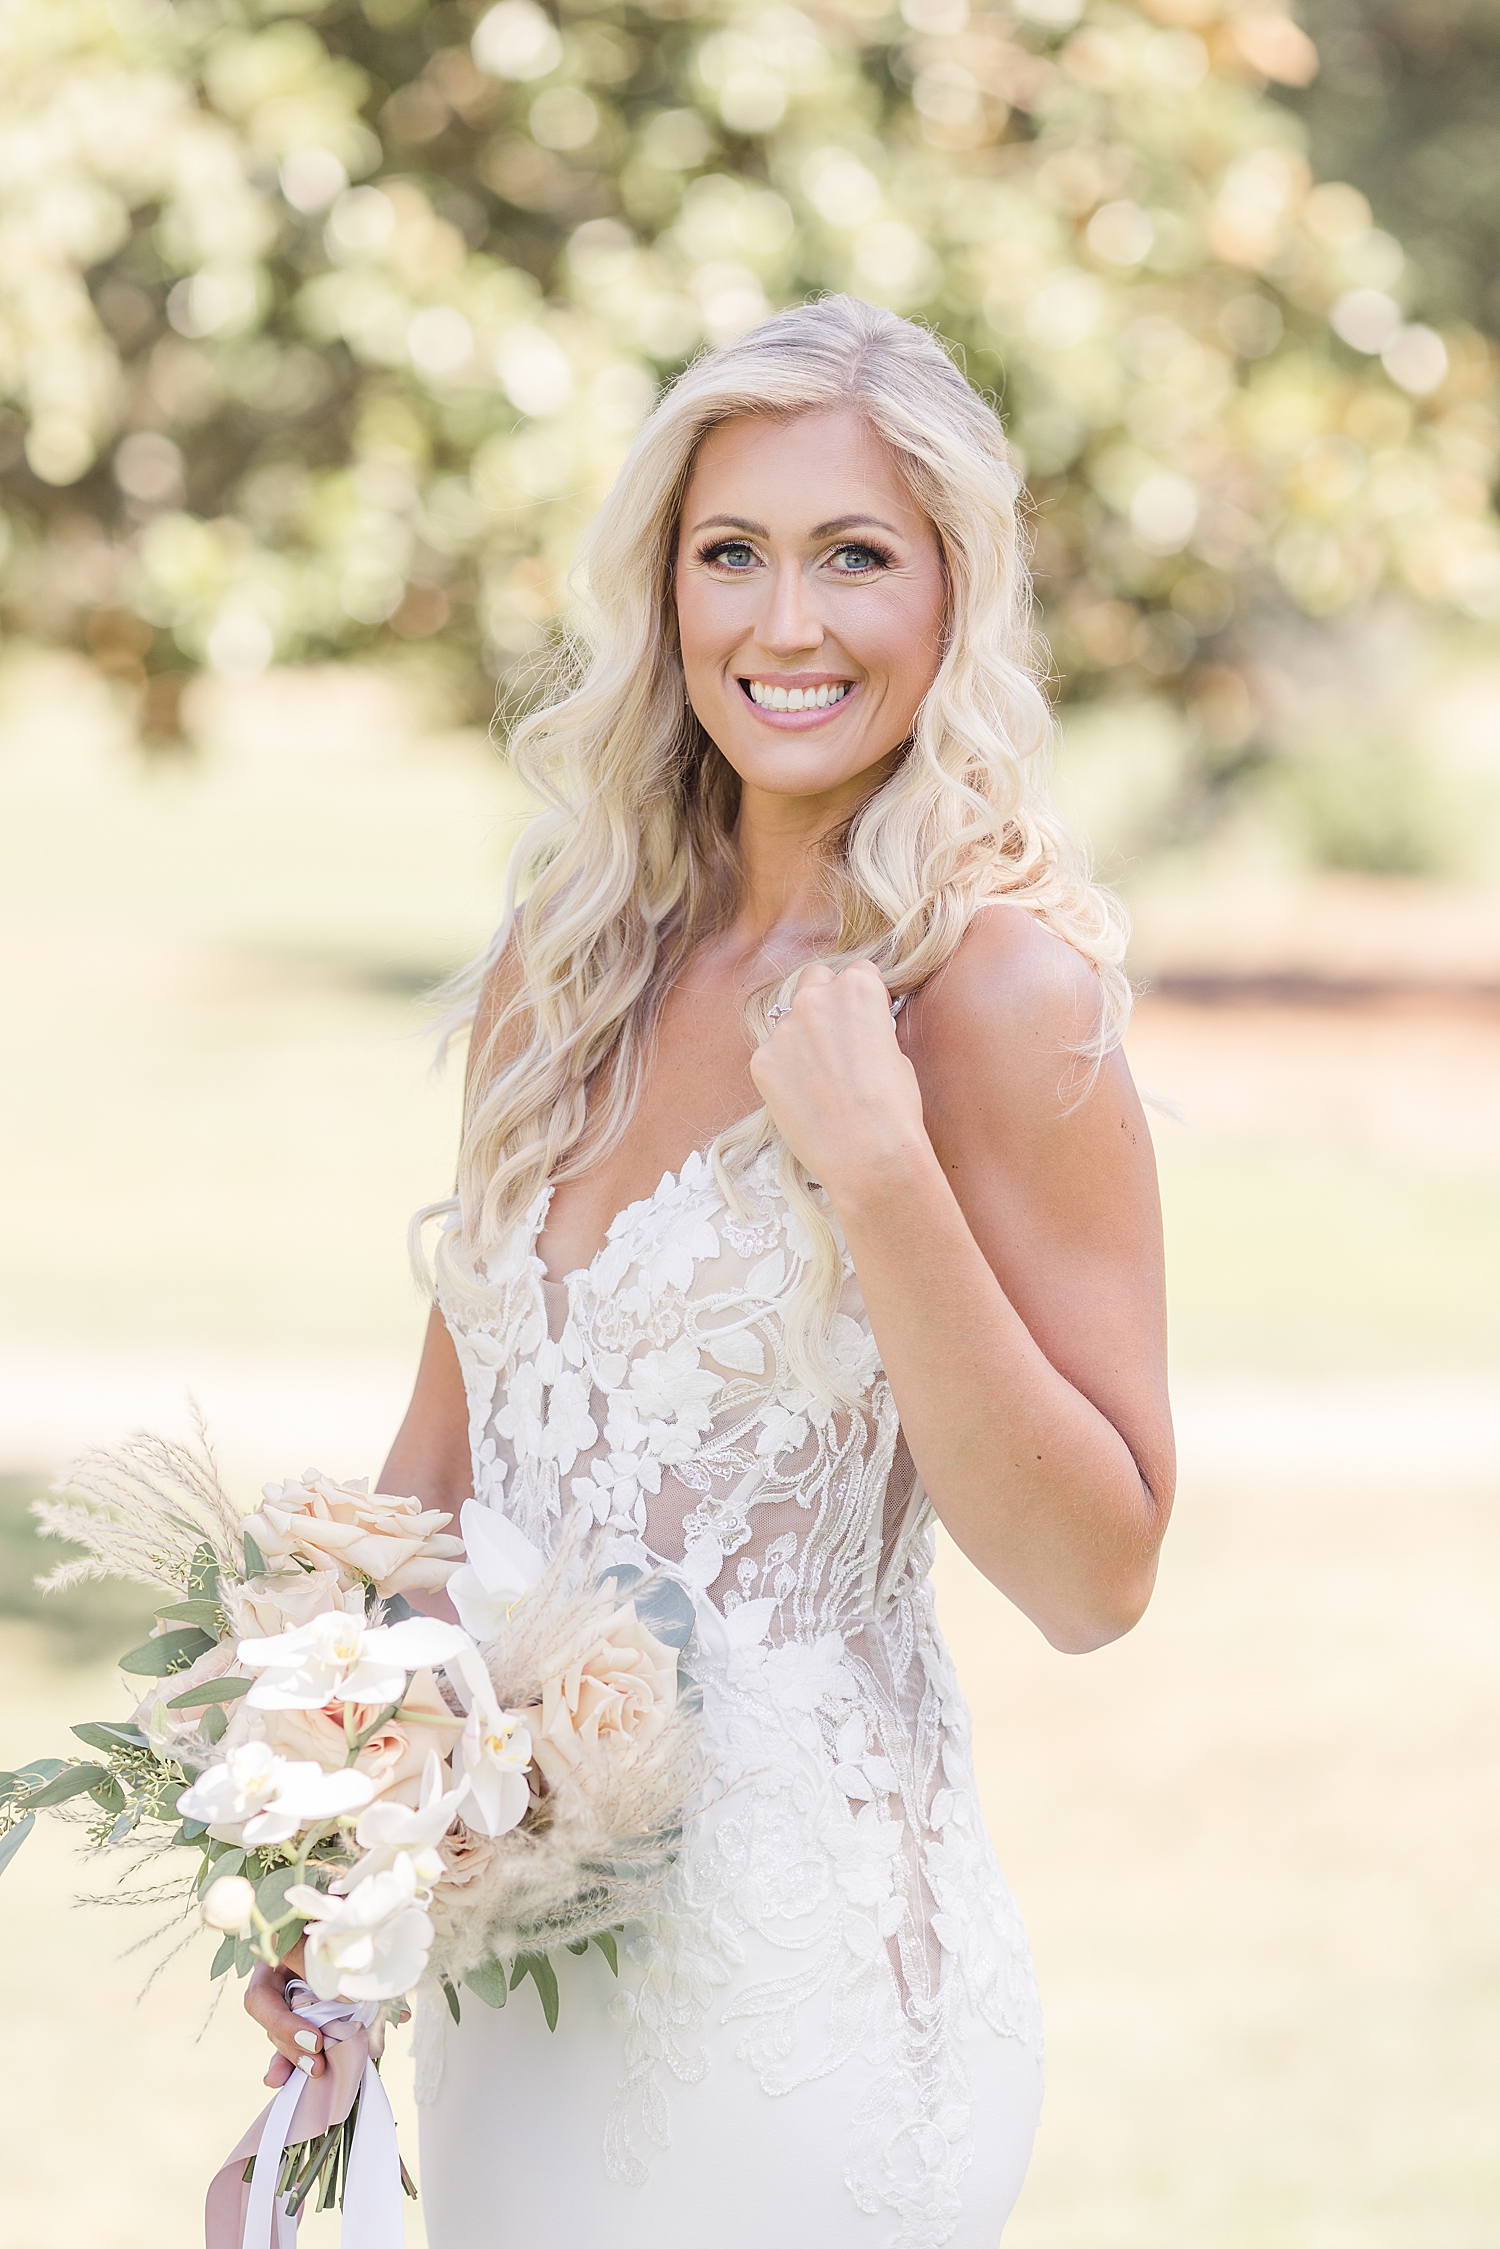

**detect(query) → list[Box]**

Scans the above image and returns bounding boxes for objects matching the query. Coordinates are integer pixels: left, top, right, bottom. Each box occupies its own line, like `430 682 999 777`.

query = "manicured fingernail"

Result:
295 2054 317 2074
294 2031 319 2052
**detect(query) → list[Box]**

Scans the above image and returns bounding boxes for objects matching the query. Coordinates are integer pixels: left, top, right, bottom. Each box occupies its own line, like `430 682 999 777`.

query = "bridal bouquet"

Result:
0 1425 700 2232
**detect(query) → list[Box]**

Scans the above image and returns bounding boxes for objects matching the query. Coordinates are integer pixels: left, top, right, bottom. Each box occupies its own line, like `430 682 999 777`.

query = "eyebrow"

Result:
687 512 905 540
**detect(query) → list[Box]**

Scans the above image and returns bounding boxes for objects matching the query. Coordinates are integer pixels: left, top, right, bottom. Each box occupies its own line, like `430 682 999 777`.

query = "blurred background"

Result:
2 0 1498 2241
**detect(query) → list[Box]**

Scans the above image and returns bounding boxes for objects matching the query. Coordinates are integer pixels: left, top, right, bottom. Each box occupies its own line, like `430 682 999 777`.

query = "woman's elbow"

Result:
1040 1488 1170 1654
1042 1559 1159 1654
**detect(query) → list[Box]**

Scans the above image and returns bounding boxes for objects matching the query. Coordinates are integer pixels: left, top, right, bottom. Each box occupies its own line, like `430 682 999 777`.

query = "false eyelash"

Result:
695 538 758 567
828 539 896 571
693 538 897 571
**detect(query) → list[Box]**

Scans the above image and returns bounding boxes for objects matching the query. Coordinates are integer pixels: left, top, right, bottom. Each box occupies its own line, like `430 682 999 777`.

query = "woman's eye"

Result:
708 541 758 570
830 544 885 573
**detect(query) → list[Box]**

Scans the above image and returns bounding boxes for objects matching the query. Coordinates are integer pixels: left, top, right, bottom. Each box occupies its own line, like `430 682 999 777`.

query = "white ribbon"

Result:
240 1985 404 2249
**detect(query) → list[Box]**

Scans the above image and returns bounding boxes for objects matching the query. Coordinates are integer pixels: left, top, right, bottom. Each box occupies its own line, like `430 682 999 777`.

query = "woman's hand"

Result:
748 960 930 1197
749 917 1173 1653
245 1946 321 2090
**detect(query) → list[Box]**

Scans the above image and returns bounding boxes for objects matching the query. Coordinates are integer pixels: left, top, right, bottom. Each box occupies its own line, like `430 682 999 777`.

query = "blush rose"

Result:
532 1605 678 1790
241 1471 465 1598
223 1666 462 1809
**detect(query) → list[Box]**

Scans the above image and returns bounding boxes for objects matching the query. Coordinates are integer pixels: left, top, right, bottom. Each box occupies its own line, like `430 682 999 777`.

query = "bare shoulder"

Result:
905 901 1131 1149
905 907 1168 1494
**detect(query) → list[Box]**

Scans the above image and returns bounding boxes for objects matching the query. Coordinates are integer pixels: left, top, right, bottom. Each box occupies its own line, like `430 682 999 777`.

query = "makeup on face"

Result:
675 410 946 801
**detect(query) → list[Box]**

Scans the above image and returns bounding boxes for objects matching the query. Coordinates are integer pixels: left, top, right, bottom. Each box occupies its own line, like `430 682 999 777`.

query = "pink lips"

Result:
736 677 860 730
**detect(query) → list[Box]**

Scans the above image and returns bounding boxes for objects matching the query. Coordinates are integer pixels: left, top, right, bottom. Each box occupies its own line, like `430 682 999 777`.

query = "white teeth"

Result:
746 680 851 712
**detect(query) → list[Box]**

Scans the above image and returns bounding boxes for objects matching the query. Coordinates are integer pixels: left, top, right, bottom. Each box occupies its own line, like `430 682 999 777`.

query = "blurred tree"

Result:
0 0 1495 850
1284 0 1500 340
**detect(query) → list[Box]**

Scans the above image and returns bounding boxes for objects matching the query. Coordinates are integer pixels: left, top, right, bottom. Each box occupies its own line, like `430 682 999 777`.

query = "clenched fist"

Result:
748 960 930 1201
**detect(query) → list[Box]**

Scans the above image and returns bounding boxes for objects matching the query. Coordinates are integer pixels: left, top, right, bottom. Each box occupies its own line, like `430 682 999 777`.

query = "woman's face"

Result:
674 406 947 807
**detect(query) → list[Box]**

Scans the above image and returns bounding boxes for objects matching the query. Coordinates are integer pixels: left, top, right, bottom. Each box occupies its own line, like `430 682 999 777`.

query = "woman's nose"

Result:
758 563 824 657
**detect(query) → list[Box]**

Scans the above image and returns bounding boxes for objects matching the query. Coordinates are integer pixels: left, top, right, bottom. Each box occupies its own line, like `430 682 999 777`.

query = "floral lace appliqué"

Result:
434 1144 1041 2249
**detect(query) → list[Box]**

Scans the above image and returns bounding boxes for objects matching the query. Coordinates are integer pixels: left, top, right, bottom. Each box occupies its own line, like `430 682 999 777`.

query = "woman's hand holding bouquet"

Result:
0 1430 700 2237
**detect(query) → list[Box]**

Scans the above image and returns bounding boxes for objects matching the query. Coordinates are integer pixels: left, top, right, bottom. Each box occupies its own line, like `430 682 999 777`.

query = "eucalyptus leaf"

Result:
71 1721 147 1752
119 1626 216 1677
17 1758 66 1780
591 1929 620 1976
154 1599 223 1631
179 1815 208 1842
441 1978 462 2025
0 1813 36 1877
595 1563 643 1596
24 1763 108 1808
243 1531 267 1579
631 1573 696 1653
209 1932 236 1979
166 1675 250 1710
202 1846 245 1887
255 1865 303 1920
510 1952 560 2031
594 1565 695 1651
463 1957 509 2009
88 1774 127 1814
201 1704 228 1744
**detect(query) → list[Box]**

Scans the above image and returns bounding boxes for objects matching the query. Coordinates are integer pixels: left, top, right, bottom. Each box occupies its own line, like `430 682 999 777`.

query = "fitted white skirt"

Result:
417 1917 1042 2249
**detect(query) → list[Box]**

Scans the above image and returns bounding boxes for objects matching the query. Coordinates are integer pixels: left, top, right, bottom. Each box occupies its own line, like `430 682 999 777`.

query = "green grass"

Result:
2 660 1495 1375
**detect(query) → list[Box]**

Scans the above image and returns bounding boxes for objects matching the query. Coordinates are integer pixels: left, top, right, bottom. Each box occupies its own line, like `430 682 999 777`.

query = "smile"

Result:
742 678 854 713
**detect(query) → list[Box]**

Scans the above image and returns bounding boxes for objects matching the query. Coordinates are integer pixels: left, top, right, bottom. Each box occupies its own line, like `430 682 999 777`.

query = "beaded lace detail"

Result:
436 1145 1041 2248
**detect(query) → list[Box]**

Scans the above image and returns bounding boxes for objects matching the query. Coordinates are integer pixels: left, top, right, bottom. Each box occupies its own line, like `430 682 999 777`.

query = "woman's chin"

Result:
706 718 902 804
726 754 893 806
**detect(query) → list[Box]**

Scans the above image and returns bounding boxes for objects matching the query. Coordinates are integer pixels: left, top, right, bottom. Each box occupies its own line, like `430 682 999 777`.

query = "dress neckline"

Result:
531 1148 714 1289
528 989 908 1287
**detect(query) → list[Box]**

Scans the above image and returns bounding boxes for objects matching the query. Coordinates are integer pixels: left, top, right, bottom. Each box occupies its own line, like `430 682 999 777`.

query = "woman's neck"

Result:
726 766 889 959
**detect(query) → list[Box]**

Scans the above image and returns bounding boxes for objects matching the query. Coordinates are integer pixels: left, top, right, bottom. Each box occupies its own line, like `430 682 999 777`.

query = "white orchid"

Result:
237 1610 473 1711
457 1697 534 1838
334 1752 466 1892
445 1501 545 1645
287 1853 435 2002
177 1741 374 1845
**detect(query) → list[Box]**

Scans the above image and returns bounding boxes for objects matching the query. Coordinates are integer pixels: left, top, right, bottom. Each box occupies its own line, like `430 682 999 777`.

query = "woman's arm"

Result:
749 908 1173 1655
376 1306 471 1623
379 936 534 1611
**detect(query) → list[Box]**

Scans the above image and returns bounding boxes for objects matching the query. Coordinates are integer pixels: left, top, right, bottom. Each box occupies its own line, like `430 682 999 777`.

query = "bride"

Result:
247 294 1173 2246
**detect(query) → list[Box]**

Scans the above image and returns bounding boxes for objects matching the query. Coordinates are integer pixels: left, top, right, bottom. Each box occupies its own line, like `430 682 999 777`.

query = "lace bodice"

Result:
443 1144 930 1633
433 1143 1041 2249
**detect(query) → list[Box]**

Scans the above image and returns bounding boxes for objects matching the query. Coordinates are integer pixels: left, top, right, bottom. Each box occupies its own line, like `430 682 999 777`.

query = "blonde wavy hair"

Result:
420 295 1130 1400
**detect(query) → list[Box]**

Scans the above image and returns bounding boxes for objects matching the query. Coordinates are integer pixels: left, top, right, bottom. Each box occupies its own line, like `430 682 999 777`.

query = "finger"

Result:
822 959 891 1011
264 2053 295 2090
793 963 836 991
246 1970 325 2072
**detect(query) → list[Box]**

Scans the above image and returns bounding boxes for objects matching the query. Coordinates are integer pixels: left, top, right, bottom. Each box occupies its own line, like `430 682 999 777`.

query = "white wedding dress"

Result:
417 1143 1044 2248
